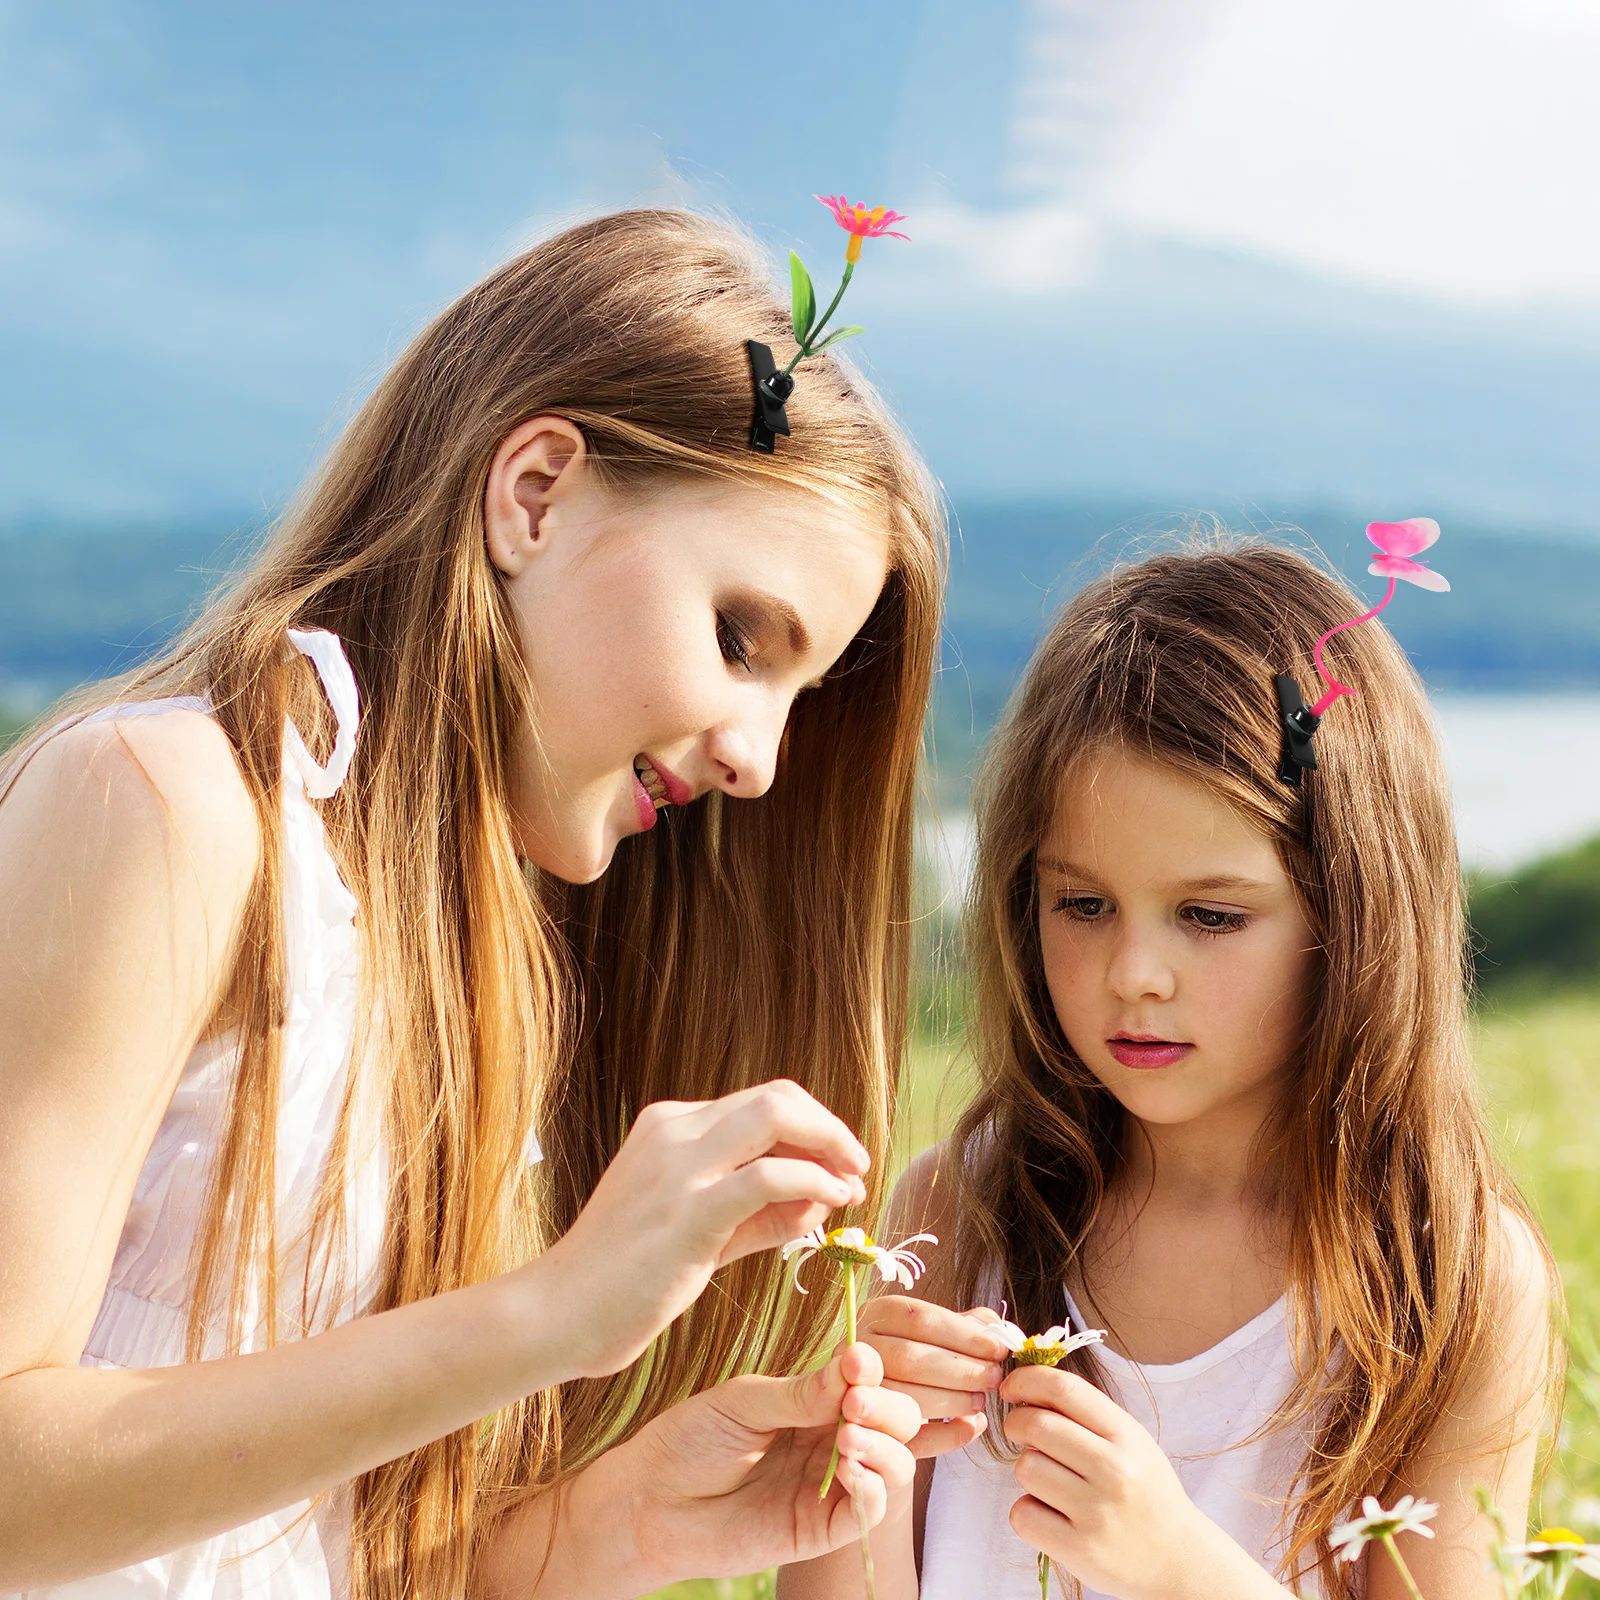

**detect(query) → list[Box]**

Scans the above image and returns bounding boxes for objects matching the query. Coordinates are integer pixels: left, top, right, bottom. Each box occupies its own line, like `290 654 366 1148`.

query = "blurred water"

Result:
923 692 1600 894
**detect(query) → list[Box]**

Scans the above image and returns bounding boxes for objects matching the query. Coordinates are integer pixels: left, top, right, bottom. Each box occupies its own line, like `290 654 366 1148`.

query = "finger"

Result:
1014 1443 1094 1517
840 1380 922 1445
884 1380 987 1423
858 1296 1013 1363
865 1331 1006 1392
1009 1493 1075 1561
713 1361 846 1436
691 1080 871 1177
1003 1402 1111 1478
828 1458 888 1537
835 1423 915 1497
721 1198 833 1263
910 1412 988 1459
836 1340 886 1390
708 1158 862 1256
1000 1365 1131 1443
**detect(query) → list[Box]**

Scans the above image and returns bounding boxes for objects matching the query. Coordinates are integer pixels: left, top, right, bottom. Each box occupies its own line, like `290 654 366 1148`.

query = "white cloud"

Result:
1095 0 1600 305
893 200 1101 294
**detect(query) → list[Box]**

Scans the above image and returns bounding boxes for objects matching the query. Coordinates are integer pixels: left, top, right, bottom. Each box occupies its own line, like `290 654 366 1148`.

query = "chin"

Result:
518 826 618 885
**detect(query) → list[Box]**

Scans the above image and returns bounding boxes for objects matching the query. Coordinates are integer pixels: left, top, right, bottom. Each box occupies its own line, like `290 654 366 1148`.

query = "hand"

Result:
603 1341 923 1591
534 1080 870 1378
1002 1364 1217 1600
855 1296 1010 1457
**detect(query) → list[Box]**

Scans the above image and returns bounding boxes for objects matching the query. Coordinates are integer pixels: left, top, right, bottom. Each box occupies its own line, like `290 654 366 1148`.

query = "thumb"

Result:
714 1343 884 1435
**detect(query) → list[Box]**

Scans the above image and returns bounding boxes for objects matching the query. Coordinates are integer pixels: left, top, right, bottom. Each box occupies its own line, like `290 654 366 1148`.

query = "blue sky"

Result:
2 0 1597 534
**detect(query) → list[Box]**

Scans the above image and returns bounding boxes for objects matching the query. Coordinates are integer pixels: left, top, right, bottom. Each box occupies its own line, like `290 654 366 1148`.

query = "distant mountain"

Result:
933 502 1600 777
2 504 1597 753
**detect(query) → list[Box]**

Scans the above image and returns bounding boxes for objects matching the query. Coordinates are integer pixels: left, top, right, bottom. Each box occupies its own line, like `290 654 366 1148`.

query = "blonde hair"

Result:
7 211 944 1597
943 535 1559 1595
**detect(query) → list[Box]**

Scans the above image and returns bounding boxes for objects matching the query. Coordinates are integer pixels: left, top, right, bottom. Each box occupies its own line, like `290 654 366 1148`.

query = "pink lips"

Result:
631 771 659 832
644 755 694 807
1107 1035 1194 1070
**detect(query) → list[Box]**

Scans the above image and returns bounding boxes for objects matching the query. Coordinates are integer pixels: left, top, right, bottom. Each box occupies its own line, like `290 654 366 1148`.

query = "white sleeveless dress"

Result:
921 1288 1320 1599
4 629 390 1600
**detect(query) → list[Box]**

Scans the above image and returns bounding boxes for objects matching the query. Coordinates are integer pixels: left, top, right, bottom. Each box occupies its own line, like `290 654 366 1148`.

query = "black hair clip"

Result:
1275 675 1321 787
747 341 794 454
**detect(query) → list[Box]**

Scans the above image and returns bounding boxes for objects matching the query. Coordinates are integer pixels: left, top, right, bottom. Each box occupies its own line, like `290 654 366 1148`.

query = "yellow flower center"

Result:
1013 1338 1067 1367
1535 1528 1583 1545
819 1227 878 1267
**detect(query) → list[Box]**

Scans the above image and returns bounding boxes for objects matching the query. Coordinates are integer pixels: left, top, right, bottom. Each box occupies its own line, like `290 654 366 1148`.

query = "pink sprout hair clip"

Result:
747 194 909 452
1276 518 1450 786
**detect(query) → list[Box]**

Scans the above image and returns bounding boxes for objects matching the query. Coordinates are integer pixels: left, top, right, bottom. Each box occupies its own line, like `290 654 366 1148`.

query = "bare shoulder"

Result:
882 1141 970 1307
886 1141 963 1241
0 708 260 905
1483 1196 1556 1388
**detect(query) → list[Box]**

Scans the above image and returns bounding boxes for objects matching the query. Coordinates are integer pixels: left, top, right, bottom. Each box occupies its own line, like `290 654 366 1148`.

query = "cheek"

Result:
1038 919 1099 1022
1198 934 1312 1052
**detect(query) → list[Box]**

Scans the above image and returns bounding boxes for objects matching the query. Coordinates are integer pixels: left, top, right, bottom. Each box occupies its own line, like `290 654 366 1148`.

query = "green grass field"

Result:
650 991 1600 1599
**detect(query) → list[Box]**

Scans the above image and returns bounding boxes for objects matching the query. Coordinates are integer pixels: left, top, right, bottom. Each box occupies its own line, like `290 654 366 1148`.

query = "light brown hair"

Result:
5 211 944 1597
941 535 1559 1595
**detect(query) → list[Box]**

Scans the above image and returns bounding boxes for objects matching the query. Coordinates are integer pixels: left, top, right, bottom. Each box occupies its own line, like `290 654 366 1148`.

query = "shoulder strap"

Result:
283 629 361 801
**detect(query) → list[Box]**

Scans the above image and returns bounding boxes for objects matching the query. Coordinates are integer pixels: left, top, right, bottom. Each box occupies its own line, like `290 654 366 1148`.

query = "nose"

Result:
703 691 789 799
1105 917 1177 1005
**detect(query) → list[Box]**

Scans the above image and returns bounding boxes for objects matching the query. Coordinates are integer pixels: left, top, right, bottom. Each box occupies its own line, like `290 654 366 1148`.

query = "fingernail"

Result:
981 1364 1004 1386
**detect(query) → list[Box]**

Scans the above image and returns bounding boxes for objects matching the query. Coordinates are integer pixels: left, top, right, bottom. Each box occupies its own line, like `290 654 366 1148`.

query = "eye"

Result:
1051 894 1110 920
1183 906 1250 937
716 612 753 671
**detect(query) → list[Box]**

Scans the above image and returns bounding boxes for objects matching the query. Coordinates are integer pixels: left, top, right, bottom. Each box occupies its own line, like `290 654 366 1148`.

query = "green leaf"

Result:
812 324 865 351
789 251 817 344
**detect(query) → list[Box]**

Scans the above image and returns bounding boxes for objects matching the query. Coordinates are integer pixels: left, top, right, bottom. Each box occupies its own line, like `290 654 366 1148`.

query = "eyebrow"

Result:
1035 856 1275 896
753 590 812 657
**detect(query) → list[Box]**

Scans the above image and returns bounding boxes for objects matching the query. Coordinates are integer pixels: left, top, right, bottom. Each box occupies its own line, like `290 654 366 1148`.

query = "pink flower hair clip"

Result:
1276 518 1450 785
746 194 910 452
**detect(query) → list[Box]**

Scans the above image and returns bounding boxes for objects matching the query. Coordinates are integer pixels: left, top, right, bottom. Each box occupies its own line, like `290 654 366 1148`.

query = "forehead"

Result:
1041 744 1284 882
643 477 892 562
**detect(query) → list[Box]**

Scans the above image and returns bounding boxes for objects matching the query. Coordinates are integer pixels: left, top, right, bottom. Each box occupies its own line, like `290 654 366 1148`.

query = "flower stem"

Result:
818 1266 860 1500
853 1481 877 1600
1037 1550 1052 1598
783 262 856 375
1379 1534 1429 1600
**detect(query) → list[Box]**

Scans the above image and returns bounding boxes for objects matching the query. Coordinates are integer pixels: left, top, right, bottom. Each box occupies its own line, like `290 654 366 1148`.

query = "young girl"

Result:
782 539 1561 1598
0 209 941 1598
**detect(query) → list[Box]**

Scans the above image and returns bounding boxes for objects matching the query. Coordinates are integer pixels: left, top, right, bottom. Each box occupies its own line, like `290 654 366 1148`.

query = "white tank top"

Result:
5 629 388 1600
921 1287 1319 1599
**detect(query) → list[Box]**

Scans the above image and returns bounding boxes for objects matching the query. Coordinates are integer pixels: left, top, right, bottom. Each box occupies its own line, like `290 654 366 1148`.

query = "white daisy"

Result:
781 1225 937 1293
1506 1528 1600 1590
995 1318 1107 1368
1328 1495 1439 1564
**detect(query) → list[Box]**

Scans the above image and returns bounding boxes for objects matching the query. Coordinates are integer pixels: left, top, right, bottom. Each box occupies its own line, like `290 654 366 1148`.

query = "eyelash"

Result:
1050 895 1251 938
716 612 753 671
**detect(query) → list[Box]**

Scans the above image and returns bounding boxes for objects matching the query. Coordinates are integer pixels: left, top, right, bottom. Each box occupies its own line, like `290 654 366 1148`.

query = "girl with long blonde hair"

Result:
0 208 942 1598
783 537 1561 1599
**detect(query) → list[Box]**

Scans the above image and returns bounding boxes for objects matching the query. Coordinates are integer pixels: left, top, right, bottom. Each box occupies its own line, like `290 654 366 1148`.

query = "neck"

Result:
1116 1087 1280 1215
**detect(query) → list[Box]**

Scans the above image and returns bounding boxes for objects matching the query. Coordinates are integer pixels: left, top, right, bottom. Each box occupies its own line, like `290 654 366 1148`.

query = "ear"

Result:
484 416 588 577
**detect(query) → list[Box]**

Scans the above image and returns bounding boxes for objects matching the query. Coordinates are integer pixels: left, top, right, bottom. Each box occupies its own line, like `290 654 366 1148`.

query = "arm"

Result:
1002 1206 1556 1600
0 716 871 1589
1364 1206 1553 1600
780 1143 1009 1600
475 1343 923 1598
